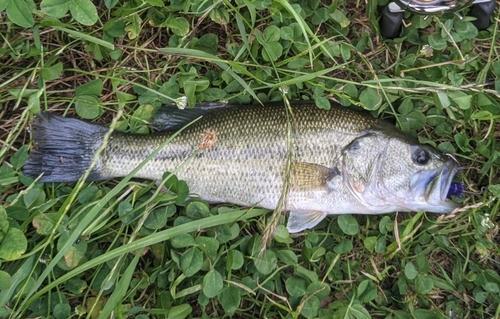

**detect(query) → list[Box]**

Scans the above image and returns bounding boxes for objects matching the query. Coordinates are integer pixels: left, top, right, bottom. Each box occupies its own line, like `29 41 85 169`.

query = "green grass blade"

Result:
24 208 268 305
97 250 143 319
52 26 115 50
272 0 321 66
0 256 34 308
158 47 261 104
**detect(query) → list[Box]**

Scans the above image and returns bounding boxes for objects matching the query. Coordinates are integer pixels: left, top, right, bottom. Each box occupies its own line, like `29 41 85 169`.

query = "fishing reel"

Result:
379 0 497 39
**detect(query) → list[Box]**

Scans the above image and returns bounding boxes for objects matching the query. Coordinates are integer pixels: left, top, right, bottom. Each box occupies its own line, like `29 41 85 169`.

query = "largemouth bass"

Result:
23 101 462 232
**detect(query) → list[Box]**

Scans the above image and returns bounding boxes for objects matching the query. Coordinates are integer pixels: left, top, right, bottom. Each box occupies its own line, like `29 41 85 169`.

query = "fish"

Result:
23 101 462 233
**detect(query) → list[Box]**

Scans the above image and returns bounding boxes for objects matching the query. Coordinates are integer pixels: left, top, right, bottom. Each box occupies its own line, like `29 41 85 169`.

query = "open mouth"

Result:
426 160 461 206
410 158 461 211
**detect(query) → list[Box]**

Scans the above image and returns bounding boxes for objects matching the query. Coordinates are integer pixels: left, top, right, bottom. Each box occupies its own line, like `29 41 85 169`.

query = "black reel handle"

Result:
469 0 496 30
379 5 404 39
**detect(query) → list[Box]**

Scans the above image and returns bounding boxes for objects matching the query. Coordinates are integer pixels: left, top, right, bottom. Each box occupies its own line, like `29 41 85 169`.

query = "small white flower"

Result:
279 86 289 95
481 213 492 229
420 44 433 57
175 96 188 110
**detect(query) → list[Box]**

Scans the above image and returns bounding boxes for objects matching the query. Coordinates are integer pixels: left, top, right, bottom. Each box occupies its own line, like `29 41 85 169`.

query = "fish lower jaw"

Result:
426 199 460 213
394 198 459 214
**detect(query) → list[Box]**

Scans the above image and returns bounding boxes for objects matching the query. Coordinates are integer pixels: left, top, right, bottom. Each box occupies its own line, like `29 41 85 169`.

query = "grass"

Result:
0 0 499 318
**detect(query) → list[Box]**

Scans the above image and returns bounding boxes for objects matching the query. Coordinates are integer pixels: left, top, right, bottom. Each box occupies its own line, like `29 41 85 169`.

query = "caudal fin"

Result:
23 112 109 182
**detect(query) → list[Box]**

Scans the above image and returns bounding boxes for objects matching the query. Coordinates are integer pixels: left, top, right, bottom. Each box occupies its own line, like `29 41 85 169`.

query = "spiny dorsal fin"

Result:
289 162 340 191
151 102 232 131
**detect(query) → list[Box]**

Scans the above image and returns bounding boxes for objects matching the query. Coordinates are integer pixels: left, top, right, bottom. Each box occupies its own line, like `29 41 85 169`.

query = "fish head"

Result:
341 132 460 214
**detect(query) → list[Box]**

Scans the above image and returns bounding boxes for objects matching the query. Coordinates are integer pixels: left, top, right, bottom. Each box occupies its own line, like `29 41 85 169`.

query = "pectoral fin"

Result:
286 210 327 233
289 162 340 191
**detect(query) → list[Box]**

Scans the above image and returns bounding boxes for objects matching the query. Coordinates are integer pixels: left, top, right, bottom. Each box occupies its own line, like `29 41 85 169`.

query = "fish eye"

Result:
412 147 430 165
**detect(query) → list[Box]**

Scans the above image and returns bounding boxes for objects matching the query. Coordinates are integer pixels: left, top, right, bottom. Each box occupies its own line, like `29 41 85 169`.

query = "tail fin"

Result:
23 112 109 182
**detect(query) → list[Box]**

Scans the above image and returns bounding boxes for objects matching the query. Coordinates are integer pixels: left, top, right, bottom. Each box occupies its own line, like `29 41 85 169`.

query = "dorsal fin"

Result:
151 102 232 131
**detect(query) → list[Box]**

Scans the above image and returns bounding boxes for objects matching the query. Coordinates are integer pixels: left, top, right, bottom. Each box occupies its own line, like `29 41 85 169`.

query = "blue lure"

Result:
447 182 465 198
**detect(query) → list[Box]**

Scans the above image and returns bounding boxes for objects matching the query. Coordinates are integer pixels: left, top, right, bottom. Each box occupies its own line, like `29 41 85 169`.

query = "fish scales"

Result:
100 103 377 208
24 101 461 232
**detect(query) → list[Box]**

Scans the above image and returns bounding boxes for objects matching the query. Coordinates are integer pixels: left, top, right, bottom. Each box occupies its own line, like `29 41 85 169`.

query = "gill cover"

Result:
340 133 393 210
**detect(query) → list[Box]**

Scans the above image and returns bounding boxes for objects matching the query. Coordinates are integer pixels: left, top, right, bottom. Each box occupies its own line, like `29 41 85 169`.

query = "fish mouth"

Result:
410 158 460 212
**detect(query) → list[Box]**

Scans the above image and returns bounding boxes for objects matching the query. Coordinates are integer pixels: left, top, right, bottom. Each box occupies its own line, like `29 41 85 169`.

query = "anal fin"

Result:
286 210 327 233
